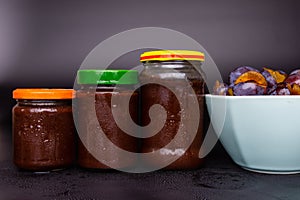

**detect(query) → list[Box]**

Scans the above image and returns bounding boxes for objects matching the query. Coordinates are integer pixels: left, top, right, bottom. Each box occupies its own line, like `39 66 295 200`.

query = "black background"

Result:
1 0 300 123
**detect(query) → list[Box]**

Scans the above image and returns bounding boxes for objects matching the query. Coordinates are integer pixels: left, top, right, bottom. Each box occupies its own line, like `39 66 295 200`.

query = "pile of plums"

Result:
214 66 300 95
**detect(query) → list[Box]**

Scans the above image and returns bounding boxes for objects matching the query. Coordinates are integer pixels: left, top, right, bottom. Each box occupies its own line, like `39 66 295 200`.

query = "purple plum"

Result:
229 66 259 84
261 69 277 94
232 82 267 96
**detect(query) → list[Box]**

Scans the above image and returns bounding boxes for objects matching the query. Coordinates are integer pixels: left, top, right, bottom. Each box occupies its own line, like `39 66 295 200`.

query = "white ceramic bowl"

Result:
206 94 300 174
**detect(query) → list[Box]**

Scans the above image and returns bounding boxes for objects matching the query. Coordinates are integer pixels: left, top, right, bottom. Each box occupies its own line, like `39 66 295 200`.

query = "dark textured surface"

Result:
1 126 300 200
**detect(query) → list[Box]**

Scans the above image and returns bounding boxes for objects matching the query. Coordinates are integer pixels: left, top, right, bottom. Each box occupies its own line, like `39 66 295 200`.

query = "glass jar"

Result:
139 50 205 170
12 89 76 171
76 70 139 170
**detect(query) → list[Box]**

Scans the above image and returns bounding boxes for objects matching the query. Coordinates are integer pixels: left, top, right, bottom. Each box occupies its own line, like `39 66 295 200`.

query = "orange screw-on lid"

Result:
13 89 75 99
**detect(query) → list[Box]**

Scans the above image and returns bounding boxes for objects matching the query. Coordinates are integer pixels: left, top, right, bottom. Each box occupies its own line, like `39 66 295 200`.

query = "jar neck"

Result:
78 84 137 92
16 99 71 106
143 60 202 69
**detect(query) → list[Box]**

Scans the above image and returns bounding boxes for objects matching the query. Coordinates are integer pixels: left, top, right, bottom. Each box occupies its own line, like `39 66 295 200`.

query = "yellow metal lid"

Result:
140 50 205 62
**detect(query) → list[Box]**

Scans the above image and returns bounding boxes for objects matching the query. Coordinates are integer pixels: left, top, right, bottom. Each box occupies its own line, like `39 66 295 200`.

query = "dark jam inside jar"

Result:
140 60 205 169
13 100 76 171
77 85 139 169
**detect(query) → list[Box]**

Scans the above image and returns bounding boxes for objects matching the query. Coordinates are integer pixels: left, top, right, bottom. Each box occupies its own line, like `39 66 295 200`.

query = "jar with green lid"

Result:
12 89 76 172
76 69 139 170
139 50 205 170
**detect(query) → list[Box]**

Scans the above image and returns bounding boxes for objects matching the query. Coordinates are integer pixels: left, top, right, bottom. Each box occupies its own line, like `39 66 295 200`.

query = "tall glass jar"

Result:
12 89 76 172
76 70 139 170
139 50 205 170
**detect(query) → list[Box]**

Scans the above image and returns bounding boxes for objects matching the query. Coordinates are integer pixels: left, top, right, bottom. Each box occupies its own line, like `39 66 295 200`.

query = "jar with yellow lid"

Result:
139 50 205 170
12 89 76 171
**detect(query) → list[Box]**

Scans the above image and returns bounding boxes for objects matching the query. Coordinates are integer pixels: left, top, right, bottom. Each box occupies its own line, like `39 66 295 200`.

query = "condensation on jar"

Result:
12 89 76 172
76 70 139 170
139 50 206 170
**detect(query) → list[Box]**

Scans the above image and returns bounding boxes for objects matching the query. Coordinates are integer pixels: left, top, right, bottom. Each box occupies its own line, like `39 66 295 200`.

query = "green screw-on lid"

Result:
77 69 138 85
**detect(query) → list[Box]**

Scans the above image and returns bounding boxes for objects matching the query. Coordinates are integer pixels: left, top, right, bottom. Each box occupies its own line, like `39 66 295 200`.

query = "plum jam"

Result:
12 89 76 172
139 50 205 170
76 70 139 170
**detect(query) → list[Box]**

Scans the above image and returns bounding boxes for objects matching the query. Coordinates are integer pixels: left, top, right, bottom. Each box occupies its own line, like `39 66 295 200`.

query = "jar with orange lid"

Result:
139 50 206 170
12 89 76 171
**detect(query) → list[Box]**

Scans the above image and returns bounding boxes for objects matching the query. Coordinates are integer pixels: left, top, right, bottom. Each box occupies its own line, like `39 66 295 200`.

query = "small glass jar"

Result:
12 89 76 171
76 70 139 170
139 50 205 170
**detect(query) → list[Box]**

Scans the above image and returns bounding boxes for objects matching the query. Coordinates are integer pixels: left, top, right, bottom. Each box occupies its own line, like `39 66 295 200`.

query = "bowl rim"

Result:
205 94 300 99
